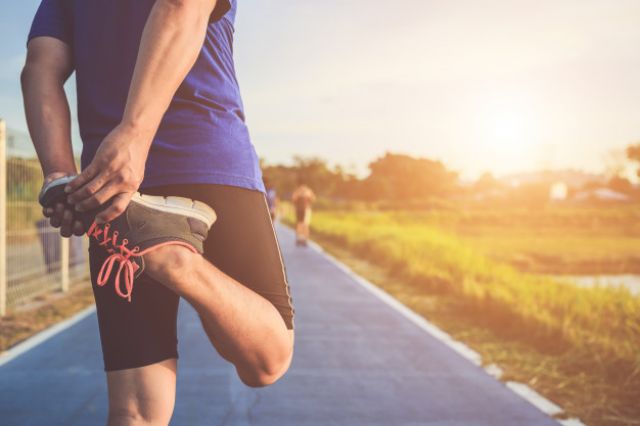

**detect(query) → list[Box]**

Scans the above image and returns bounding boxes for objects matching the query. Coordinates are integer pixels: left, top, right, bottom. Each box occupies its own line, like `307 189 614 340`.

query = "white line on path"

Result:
305 237 586 426
0 305 96 368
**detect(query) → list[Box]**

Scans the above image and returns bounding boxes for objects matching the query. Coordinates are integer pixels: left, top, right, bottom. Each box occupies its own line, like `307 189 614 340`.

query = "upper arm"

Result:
24 0 74 81
24 37 74 83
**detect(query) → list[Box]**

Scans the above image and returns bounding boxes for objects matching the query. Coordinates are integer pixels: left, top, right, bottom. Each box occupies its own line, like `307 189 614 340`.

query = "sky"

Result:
2 0 640 179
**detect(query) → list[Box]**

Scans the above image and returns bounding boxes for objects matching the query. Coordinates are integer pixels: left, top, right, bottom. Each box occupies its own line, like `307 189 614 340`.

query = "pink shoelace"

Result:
87 221 196 302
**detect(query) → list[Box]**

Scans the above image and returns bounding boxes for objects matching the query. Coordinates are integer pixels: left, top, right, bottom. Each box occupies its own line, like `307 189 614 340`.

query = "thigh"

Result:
90 243 180 371
141 184 295 330
106 358 177 424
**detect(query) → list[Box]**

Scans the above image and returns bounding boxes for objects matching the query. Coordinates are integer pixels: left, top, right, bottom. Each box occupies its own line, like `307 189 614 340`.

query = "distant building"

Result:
549 182 568 201
573 188 631 202
500 169 605 189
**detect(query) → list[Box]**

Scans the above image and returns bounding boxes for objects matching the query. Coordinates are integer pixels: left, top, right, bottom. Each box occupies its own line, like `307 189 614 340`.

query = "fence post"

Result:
0 119 7 315
60 237 69 292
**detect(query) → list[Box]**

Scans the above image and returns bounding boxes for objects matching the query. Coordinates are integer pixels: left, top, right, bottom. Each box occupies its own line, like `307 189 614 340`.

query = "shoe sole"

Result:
132 192 217 229
38 175 77 206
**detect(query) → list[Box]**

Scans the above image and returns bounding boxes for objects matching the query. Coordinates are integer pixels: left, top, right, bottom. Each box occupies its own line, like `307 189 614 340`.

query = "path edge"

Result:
0 304 96 367
304 236 585 426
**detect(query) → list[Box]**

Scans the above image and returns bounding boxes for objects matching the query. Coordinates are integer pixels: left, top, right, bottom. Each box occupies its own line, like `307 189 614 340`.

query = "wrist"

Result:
119 116 157 146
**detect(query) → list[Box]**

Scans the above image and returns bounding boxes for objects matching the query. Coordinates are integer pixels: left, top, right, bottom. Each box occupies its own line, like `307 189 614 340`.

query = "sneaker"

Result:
40 178 217 302
38 175 77 209
87 193 216 301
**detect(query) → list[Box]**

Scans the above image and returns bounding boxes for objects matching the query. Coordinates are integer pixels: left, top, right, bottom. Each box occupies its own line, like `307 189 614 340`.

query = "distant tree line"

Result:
261 153 458 204
263 146 640 206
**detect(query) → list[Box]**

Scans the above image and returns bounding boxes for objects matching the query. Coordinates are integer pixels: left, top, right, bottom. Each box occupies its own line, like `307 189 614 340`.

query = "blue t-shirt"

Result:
28 0 265 193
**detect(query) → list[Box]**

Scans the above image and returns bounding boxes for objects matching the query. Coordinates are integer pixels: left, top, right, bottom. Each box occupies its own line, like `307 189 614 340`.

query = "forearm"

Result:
21 64 76 177
122 0 217 144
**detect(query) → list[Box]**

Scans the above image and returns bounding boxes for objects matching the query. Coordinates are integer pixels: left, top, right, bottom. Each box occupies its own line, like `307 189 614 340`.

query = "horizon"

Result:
4 124 619 186
2 1 640 181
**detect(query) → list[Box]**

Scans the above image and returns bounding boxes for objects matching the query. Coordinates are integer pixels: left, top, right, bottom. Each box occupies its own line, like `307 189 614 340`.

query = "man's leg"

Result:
91 184 294 423
303 223 310 241
89 243 182 424
106 360 177 426
144 249 293 386
142 184 295 387
295 221 303 241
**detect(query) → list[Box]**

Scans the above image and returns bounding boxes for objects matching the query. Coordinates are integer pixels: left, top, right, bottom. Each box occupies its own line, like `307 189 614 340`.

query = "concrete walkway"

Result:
0 225 558 425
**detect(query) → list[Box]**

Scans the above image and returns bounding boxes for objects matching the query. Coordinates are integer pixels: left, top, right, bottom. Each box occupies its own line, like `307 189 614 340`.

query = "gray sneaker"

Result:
40 178 216 301
38 175 77 210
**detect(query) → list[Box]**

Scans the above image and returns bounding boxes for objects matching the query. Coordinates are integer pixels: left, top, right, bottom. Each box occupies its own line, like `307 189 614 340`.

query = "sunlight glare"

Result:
474 94 541 172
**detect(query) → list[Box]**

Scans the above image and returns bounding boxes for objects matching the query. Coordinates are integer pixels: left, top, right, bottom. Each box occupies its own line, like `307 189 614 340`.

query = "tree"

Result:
627 143 640 178
362 152 458 201
474 172 501 192
261 156 355 199
608 175 633 194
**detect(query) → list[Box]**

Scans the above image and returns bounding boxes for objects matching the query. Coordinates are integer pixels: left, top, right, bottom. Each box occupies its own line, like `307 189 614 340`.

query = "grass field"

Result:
285 205 640 425
369 204 640 274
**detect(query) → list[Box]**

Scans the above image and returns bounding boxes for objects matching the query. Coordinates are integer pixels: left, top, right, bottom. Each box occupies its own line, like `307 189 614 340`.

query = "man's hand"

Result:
42 172 85 237
65 123 151 224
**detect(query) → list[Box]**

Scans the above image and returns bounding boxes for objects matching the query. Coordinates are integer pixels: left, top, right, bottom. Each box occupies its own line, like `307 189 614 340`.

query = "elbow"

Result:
20 61 44 93
20 64 33 93
21 57 70 91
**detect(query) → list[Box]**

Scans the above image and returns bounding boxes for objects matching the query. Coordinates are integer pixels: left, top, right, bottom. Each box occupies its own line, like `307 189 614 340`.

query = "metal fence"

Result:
0 119 89 316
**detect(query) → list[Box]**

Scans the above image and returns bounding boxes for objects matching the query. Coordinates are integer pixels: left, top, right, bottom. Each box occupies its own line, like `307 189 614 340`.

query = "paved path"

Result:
0 225 558 425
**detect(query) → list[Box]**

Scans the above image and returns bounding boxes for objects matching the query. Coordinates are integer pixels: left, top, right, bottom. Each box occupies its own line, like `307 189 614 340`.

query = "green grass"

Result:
286 208 640 425
324 204 640 274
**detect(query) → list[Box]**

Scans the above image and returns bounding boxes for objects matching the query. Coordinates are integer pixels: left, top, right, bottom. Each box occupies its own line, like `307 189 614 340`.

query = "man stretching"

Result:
22 0 294 424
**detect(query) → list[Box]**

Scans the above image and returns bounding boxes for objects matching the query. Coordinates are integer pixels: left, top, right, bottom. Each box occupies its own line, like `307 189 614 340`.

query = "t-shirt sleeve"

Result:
27 0 73 47
210 0 232 23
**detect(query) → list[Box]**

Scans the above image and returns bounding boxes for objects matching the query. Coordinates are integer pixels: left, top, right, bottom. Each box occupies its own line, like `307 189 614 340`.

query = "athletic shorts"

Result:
89 184 295 372
295 205 311 225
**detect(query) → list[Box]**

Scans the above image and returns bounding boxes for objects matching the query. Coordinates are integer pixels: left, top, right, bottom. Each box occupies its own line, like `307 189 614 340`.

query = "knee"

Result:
238 365 289 388
238 343 294 388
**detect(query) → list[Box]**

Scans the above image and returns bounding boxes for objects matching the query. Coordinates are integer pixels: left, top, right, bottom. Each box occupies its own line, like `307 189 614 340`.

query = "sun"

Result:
488 109 529 144
475 96 541 172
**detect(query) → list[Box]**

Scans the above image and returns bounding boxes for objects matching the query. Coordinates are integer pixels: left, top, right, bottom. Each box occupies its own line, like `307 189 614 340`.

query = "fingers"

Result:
95 192 133 224
49 203 65 228
73 182 119 212
64 164 99 196
67 172 108 205
60 208 74 238
47 202 85 237
72 220 85 236
41 178 87 238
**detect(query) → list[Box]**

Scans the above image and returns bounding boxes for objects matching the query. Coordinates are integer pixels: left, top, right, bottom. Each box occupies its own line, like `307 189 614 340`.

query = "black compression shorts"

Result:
89 184 295 372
